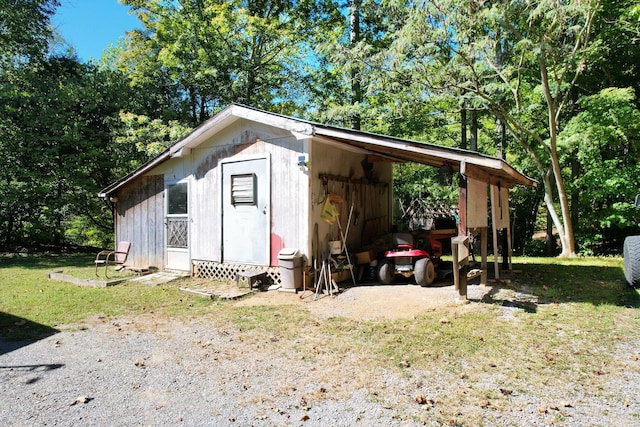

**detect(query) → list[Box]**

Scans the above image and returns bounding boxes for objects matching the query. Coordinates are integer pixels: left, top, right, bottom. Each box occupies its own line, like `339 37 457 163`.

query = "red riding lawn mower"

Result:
378 232 452 286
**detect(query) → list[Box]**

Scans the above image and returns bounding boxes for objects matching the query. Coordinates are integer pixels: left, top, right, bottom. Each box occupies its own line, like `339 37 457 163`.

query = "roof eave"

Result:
99 104 536 198
98 150 172 198
313 126 536 188
98 104 315 198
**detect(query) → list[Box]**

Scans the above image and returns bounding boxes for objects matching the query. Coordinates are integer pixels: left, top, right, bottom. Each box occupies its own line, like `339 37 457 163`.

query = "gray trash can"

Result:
277 248 303 289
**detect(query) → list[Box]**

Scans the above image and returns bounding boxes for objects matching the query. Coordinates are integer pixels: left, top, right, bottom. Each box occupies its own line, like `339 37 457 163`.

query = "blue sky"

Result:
52 0 140 62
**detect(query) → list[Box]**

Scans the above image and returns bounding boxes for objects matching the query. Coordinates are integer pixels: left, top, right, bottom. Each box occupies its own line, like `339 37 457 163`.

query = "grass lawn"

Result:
2 253 638 358
0 253 213 340
2 253 640 423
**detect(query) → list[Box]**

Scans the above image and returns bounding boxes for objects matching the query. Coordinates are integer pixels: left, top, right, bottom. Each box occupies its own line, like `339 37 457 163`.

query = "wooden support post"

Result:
452 242 459 292
458 179 467 236
456 169 468 300
502 229 509 270
480 226 488 285
507 226 513 271
452 235 469 301
490 184 510 280
492 223 500 279
461 263 468 300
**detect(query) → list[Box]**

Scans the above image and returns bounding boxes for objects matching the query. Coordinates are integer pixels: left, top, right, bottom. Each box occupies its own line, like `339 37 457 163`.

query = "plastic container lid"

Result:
277 248 301 260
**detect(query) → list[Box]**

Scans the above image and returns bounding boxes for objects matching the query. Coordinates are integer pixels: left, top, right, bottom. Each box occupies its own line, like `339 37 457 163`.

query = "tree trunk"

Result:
199 97 207 123
3 177 13 245
546 208 554 256
550 149 576 257
189 87 198 125
541 167 575 257
460 102 467 149
350 0 361 130
496 116 505 159
4 214 13 245
571 149 579 238
54 177 63 247
470 109 478 152
540 55 576 257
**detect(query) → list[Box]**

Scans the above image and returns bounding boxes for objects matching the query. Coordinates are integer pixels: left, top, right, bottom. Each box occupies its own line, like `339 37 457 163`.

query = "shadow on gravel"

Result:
0 312 59 355
0 363 64 385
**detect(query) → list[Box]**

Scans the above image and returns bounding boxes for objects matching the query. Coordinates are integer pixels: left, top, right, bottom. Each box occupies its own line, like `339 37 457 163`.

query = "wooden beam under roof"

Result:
312 127 536 188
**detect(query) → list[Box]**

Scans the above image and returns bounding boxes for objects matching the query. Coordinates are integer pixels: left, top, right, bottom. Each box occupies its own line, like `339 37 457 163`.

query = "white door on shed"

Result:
222 157 269 265
165 181 191 271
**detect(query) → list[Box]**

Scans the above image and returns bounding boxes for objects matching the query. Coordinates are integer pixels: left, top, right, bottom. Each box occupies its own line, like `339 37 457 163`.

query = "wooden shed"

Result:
99 104 534 289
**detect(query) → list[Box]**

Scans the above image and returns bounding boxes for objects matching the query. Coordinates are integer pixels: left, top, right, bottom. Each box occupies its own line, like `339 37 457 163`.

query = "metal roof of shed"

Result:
99 104 535 198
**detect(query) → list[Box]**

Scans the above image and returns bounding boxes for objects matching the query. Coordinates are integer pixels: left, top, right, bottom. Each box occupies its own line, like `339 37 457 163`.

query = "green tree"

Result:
309 0 406 128
581 0 640 98
349 0 607 257
122 0 334 123
0 0 58 64
117 112 192 157
560 87 640 253
1 0 58 245
0 56 135 247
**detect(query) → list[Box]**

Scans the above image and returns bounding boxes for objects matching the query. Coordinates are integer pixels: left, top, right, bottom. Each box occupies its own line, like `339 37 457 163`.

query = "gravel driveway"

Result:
2 283 640 426
2 315 418 427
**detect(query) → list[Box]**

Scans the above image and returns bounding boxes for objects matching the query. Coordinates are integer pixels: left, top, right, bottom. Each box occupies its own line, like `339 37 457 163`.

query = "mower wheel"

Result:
378 261 395 284
624 235 640 287
415 258 435 286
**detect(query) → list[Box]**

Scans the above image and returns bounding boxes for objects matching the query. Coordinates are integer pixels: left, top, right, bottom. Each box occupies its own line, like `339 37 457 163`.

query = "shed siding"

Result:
161 119 310 266
113 119 394 272
268 134 309 265
115 174 164 270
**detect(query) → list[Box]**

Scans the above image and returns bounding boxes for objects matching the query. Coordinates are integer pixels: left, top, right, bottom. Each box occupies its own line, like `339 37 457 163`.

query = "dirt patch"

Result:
234 281 493 320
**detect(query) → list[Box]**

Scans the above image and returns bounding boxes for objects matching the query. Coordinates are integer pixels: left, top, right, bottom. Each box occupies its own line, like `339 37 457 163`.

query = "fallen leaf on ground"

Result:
415 395 434 405
70 396 91 406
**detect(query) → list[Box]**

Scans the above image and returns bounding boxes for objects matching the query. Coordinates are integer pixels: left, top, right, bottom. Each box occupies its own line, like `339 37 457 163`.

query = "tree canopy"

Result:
1 0 639 255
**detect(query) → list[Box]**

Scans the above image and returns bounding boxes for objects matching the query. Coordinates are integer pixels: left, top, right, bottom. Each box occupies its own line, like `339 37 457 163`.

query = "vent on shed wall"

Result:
231 173 256 205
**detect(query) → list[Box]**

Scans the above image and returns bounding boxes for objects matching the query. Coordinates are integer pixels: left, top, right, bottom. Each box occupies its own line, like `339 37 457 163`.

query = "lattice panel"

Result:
167 217 188 248
192 260 281 285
